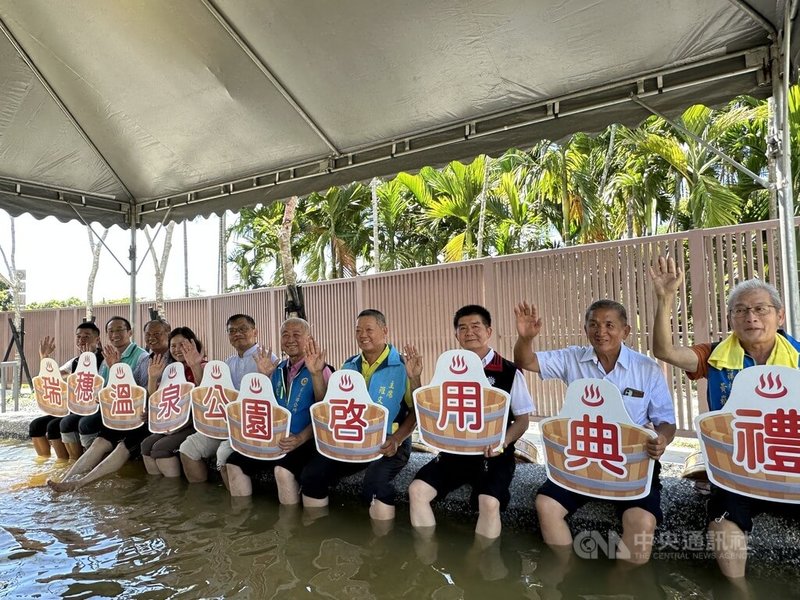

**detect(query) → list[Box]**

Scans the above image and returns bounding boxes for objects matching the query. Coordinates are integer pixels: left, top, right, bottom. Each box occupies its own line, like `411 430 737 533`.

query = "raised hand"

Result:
39 336 56 359
102 343 121 367
514 301 543 340
180 339 203 368
402 344 423 380
254 344 278 376
148 352 167 383
304 337 327 375
649 255 684 299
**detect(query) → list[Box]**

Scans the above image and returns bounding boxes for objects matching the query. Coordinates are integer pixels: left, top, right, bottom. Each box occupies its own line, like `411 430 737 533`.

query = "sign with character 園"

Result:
413 350 511 455
225 373 292 460
696 365 800 504
540 378 657 500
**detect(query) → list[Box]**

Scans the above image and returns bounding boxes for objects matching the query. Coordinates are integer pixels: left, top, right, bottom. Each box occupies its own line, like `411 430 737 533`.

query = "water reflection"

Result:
0 439 799 599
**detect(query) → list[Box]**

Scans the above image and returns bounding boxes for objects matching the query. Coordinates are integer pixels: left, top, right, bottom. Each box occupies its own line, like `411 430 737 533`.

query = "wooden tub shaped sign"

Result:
32 358 69 417
311 371 388 462
540 378 657 500
413 350 510 454
190 361 238 440
225 373 292 461
148 363 194 435
66 352 103 416
99 363 147 430
695 365 800 504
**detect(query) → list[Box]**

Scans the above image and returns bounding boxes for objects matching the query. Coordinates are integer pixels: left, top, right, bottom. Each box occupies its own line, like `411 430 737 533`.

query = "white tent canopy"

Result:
0 0 797 329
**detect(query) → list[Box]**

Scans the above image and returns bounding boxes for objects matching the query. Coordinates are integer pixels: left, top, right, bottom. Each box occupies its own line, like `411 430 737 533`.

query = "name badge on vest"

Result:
226 373 292 460
67 352 103 416
311 371 388 462
33 357 69 417
414 350 510 455
99 363 147 430
540 378 656 501
148 363 194 434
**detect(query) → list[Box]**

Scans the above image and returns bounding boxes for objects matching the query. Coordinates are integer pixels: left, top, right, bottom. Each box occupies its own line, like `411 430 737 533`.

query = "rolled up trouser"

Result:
78 412 103 448
59 413 82 445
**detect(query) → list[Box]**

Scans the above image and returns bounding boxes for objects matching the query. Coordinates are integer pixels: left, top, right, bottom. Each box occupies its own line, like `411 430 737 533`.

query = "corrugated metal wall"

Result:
2 218 797 434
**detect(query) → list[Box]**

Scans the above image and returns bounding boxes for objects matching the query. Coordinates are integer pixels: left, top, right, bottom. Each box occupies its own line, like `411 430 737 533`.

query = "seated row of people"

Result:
29 258 799 581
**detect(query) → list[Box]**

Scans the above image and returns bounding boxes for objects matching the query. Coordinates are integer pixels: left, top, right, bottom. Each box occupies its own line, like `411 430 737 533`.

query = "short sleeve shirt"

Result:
536 345 675 426
483 348 536 417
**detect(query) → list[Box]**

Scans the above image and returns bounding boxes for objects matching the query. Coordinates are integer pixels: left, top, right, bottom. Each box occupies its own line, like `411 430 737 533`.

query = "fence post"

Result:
687 229 710 412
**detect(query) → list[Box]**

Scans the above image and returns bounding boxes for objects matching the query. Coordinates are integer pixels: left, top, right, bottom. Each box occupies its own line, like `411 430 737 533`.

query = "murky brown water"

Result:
1 439 798 599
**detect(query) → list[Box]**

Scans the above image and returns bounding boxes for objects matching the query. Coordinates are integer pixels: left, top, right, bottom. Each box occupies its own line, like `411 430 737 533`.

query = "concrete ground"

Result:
1 407 798 578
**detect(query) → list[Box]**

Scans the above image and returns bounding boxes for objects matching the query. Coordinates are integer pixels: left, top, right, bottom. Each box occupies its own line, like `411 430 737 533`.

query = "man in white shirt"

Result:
179 313 276 484
514 299 675 565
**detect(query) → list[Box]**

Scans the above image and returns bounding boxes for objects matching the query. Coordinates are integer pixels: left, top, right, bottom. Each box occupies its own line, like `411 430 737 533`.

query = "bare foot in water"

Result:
47 479 80 492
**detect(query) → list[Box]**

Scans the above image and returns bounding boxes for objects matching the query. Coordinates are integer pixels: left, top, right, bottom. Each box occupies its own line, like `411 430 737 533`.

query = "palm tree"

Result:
396 156 490 262
298 183 371 280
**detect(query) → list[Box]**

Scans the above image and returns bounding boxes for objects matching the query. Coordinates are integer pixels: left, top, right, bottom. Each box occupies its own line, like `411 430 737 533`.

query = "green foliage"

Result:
226 87 800 289
0 280 11 311
26 297 84 309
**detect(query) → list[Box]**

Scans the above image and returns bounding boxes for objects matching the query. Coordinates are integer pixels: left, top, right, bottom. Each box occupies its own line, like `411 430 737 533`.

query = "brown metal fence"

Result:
2 218 798 434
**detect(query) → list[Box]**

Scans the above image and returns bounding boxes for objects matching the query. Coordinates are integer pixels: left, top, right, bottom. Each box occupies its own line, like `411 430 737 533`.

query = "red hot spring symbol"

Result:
115 366 125 379
449 355 468 375
83 355 91 366
580 384 604 407
168 366 177 379
250 378 262 394
339 374 354 392
755 372 788 399
45 362 54 373
211 365 222 379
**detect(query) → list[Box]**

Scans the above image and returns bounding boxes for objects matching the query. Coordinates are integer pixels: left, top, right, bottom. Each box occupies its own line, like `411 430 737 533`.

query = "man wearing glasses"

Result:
650 255 800 581
180 313 276 484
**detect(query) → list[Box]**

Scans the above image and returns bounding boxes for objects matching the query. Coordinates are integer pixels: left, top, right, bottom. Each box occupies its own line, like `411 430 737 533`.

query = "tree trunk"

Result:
144 222 175 318
561 146 570 246
86 226 109 321
183 219 189 297
278 197 298 286
476 155 489 259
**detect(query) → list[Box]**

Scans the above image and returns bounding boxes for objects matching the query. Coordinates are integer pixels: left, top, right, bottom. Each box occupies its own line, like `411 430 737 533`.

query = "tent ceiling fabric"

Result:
0 0 789 228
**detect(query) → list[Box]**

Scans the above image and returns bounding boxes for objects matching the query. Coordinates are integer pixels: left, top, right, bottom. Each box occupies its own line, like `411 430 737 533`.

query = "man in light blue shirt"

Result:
514 299 675 566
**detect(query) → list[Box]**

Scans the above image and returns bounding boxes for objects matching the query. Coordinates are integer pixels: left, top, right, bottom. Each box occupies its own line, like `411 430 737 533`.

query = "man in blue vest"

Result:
651 255 800 580
300 309 422 522
225 317 332 503
409 305 535 540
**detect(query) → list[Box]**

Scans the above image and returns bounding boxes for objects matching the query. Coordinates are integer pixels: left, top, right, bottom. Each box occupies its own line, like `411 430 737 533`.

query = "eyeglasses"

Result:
730 304 776 318
227 326 252 335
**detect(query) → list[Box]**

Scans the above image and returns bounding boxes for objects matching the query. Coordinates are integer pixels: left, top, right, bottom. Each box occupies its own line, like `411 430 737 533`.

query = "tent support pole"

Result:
129 207 138 336
630 95 771 189
773 5 800 336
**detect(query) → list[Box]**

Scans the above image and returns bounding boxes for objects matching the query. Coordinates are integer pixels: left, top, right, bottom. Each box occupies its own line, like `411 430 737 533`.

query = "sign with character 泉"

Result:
66 352 103 416
696 365 800 504
33 358 69 417
413 350 511 455
310 371 388 462
190 361 239 439
540 378 656 500
148 363 194 434
225 373 292 460
99 363 147 430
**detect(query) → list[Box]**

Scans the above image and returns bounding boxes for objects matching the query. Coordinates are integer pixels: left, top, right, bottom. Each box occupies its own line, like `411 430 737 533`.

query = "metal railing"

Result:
0 360 20 413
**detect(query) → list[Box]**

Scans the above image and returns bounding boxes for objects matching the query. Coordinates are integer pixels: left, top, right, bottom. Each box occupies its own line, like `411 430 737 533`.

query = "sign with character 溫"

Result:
99 363 147 430
540 378 657 500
